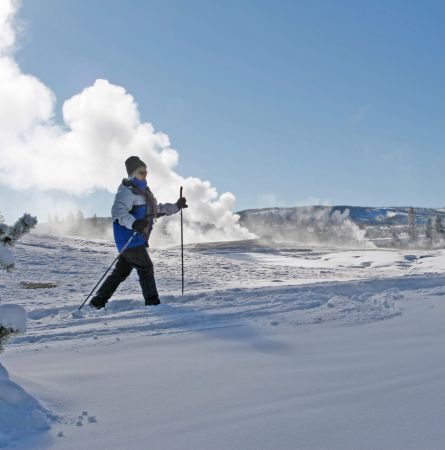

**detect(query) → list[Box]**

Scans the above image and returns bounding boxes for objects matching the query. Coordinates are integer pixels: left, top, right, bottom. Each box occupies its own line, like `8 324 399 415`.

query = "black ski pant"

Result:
94 245 159 305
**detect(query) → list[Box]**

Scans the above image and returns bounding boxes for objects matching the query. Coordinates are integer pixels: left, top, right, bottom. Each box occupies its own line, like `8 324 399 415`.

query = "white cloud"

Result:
0 0 17 53
0 0 253 243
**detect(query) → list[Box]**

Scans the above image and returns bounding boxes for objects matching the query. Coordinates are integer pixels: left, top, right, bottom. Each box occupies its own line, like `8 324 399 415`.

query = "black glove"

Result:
132 219 148 233
3 236 11 245
176 197 188 209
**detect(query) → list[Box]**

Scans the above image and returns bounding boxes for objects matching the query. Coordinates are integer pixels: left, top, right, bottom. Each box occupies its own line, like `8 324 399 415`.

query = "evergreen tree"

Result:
433 213 445 236
426 217 433 241
408 207 417 241
66 212 75 222
0 213 37 270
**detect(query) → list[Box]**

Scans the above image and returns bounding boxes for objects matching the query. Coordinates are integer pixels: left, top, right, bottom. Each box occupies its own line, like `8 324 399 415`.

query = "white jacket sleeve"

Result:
111 186 136 230
157 202 179 216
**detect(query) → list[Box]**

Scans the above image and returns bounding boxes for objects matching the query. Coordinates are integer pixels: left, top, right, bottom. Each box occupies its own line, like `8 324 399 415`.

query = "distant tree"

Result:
426 213 445 247
66 212 75 224
433 213 445 236
408 207 417 241
426 217 433 241
390 230 401 247
76 210 84 223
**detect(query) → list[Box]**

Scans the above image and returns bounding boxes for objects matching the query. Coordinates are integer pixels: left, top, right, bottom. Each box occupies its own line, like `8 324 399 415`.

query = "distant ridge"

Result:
237 206 445 227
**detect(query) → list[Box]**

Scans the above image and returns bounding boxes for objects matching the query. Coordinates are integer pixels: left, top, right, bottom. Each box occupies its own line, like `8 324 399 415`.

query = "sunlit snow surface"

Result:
2 233 444 347
2 233 445 450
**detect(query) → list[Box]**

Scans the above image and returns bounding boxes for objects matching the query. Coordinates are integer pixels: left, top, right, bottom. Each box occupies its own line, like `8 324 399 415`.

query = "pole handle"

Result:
180 186 183 198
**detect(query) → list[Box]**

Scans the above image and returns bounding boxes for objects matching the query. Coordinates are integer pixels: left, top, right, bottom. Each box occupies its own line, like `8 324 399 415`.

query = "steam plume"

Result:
0 0 253 244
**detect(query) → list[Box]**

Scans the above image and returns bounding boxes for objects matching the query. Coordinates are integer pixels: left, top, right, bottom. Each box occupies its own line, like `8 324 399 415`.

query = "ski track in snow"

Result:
2 233 445 348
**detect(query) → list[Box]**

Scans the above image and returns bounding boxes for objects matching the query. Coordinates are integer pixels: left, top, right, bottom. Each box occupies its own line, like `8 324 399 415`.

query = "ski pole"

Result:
180 186 184 295
78 231 137 310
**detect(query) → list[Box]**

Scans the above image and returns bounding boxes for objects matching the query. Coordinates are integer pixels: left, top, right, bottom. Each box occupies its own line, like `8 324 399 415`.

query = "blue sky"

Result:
16 0 445 211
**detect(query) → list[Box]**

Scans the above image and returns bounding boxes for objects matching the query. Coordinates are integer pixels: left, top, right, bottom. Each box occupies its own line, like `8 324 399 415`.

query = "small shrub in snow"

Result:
0 304 26 352
0 326 15 353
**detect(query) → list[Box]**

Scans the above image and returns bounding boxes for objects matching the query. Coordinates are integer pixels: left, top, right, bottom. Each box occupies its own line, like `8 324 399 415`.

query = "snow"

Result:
0 246 14 271
0 304 26 333
1 232 445 449
0 362 50 448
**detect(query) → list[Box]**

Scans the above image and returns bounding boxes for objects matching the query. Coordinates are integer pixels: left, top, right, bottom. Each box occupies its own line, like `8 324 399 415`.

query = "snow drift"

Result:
0 304 26 333
0 362 50 448
0 305 48 448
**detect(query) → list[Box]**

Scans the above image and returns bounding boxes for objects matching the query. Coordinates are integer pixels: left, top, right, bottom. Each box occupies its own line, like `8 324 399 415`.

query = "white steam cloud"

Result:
240 206 371 247
0 0 253 244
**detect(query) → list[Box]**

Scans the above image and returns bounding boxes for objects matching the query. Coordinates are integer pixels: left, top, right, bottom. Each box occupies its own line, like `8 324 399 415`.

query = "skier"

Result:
89 156 187 309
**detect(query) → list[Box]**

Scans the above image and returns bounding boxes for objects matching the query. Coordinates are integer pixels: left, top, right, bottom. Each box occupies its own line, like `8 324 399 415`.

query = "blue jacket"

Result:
111 178 179 252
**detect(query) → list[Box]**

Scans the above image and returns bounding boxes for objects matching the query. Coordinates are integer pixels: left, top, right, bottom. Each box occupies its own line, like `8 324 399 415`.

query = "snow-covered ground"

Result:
2 232 445 449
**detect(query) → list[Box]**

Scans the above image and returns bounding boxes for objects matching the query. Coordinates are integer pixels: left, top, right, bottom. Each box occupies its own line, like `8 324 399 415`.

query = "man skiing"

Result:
89 156 187 309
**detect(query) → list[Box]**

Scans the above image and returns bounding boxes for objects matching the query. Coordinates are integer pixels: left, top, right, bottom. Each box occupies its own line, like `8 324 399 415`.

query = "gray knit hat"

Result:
125 156 147 176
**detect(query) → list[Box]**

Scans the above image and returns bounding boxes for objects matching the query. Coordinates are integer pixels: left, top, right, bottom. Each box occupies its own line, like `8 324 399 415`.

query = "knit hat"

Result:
125 156 147 176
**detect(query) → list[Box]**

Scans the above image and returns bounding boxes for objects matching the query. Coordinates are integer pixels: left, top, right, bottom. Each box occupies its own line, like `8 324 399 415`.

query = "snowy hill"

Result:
1 232 445 448
238 205 445 227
